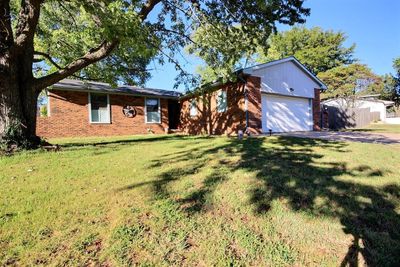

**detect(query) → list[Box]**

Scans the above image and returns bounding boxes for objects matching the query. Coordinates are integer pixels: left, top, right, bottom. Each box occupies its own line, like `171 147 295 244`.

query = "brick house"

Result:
37 57 326 138
37 79 181 138
180 57 326 135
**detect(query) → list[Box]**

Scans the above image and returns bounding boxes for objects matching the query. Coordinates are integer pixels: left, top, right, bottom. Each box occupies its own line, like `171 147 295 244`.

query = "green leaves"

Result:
187 24 254 84
32 1 156 85
257 26 356 75
318 64 384 99
11 0 310 88
186 1 310 85
389 57 400 105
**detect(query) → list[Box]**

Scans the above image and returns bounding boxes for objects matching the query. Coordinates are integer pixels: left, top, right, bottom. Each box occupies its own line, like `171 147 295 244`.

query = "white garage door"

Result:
261 94 313 133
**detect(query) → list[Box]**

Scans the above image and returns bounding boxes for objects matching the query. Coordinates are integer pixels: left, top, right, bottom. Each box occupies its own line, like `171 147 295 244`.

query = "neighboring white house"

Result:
322 95 394 122
242 57 327 133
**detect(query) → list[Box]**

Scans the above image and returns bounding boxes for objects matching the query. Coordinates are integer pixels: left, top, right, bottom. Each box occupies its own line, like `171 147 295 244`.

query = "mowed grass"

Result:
1 135 399 266
350 123 400 134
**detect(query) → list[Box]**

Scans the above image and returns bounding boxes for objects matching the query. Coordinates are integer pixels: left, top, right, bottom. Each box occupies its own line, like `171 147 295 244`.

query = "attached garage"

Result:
179 57 327 135
261 94 313 133
242 56 327 133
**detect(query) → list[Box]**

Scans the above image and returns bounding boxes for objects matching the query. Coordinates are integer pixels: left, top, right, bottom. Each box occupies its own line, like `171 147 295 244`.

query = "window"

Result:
216 90 227 112
145 98 161 123
190 99 197 117
89 93 110 123
37 90 50 117
47 90 51 117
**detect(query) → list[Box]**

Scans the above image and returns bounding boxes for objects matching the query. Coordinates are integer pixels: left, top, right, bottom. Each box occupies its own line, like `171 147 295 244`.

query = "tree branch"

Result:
139 0 162 19
156 28 196 44
59 1 78 29
0 0 13 53
15 0 42 50
31 0 163 91
149 42 188 75
33 40 119 91
33 51 63 69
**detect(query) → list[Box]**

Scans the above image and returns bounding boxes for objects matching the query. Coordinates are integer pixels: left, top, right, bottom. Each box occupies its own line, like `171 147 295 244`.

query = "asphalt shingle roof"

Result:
51 79 182 99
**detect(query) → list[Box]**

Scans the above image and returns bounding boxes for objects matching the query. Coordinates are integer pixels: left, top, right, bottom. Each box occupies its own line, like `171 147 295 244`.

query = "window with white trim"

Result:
89 93 110 123
216 90 227 112
145 98 161 123
190 99 197 117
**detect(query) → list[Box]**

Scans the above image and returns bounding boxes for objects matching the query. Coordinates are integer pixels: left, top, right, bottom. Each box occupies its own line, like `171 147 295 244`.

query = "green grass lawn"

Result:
1 135 399 266
350 123 400 134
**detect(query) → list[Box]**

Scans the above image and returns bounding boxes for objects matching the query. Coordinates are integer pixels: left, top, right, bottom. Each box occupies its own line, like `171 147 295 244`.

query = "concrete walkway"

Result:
278 131 400 145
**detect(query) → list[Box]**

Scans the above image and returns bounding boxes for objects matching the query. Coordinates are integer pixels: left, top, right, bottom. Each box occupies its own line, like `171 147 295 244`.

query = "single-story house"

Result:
37 57 327 138
36 79 182 138
322 95 394 122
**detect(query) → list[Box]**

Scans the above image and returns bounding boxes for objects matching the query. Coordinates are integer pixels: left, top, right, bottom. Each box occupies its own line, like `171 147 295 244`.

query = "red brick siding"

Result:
37 79 317 138
245 76 262 134
37 90 169 138
312 89 322 131
321 109 329 129
180 76 262 135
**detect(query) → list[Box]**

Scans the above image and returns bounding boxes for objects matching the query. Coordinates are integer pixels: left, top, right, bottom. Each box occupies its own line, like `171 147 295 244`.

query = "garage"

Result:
261 94 313 133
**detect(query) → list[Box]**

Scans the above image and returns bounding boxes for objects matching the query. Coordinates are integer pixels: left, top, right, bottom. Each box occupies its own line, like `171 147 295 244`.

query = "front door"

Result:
168 100 180 129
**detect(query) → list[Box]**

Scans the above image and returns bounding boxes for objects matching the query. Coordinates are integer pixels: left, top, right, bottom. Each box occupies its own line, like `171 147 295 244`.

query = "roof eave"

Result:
241 56 328 90
50 84 181 99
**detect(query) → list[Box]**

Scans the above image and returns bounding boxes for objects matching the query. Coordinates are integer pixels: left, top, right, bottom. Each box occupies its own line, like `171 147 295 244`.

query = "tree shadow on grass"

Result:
52 135 215 158
178 167 229 214
118 136 399 266
117 160 207 200
118 141 233 214
232 137 400 267
346 129 382 133
57 135 210 148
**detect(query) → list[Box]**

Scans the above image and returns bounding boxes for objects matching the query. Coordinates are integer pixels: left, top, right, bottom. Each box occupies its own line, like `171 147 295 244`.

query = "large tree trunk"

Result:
0 0 42 149
0 50 40 148
0 0 157 149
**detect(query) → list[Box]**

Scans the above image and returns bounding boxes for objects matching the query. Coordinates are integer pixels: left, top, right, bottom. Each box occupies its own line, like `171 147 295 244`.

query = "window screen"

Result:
146 98 160 123
216 90 227 112
90 93 110 123
190 99 197 117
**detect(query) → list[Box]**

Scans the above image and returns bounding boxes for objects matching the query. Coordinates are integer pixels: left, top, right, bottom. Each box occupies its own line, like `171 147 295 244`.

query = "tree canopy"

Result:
1 0 311 148
383 57 400 105
192 25 356 84
6 0 310 88
318 64 383 99
393 57 400 80
381 74 398 104
256 26 356 75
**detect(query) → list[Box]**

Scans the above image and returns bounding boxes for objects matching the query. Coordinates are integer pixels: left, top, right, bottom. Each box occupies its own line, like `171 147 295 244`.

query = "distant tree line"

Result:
193 26 400 105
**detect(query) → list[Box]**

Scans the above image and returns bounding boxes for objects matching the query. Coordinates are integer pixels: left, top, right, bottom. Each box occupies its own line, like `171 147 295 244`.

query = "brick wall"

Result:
245 76 262 134
322 109 329 129
312 88 322 131
38 80 319 138
180 76 262 135
37 90 169 138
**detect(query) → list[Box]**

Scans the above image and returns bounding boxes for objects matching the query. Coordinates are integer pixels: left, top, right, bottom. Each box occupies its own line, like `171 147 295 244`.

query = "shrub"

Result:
1 120 40 150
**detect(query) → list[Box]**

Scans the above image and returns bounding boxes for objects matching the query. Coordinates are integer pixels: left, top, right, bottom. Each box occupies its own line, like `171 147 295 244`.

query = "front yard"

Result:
350 122 400 134
1 135 399 266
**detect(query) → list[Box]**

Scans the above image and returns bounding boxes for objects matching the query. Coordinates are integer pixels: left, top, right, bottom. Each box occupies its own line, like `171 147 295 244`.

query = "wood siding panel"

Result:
252 61 320 99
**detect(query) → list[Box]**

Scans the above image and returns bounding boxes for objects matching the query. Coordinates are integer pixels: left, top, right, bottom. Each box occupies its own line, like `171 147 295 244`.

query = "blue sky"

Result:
146 0 400 90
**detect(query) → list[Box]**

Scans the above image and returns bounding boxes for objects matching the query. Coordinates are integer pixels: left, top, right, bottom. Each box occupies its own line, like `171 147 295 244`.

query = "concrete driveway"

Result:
278 131 400 145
